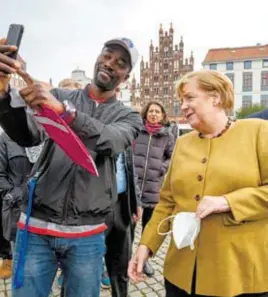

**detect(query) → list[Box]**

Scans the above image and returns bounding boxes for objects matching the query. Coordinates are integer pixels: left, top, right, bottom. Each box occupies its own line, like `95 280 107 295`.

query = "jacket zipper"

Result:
62 169 76 224
140 135 152 196
62 100 95 224
105 158 112 195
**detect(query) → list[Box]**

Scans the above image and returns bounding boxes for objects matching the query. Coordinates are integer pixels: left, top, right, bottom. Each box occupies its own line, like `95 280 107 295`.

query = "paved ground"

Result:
0 223 169 297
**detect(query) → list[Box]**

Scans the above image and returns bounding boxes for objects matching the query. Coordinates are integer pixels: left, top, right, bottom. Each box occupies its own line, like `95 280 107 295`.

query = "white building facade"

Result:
203 44 268 113
71 68 92 87
116 81 133 107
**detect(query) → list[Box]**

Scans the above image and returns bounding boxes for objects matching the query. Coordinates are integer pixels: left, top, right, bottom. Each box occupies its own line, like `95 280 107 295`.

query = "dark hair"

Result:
141 100 168 125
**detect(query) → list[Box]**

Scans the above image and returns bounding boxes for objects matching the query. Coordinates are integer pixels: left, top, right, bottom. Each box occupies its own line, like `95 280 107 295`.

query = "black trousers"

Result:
0 200 11 260
141 207 154 232
165 279 268 297
105 193 133 297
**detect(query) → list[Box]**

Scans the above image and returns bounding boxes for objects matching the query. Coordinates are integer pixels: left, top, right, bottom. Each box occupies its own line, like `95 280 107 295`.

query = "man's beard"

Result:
94 67 119 92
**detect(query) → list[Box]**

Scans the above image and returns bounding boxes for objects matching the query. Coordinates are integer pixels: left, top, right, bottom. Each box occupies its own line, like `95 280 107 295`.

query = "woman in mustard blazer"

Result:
128 70 268 297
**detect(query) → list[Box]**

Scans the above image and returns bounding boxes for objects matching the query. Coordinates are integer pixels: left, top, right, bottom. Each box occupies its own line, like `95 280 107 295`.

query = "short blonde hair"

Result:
176 70 234 111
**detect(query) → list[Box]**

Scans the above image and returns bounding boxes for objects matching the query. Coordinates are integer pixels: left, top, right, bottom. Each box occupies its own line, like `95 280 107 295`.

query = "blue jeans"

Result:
12 229 106 297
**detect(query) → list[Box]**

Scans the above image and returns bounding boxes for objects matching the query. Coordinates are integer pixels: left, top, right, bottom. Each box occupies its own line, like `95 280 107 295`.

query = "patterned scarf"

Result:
25 143 44 164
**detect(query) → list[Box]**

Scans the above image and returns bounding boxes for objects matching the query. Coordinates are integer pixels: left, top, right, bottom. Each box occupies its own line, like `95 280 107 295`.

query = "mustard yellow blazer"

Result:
140 119 268 297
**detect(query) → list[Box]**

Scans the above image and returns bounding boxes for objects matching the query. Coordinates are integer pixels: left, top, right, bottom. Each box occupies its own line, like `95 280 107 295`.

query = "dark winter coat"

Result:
246 109 268 120
133 125 175 208
0 133 33 241
119 147 141 225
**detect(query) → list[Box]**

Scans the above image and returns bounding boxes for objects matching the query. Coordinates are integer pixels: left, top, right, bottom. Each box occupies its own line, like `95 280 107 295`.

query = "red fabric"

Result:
34 106 98 176
17 221 107 238
144 121 162 135
88 88 108 104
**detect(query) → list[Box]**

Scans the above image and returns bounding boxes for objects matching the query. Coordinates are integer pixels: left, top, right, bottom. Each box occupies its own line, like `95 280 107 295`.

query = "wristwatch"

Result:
59 100 77 124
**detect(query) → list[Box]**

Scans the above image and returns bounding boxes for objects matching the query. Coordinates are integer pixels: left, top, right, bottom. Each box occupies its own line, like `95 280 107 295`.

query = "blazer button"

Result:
194 194 201 201
197 175 203 181
202 157 207 163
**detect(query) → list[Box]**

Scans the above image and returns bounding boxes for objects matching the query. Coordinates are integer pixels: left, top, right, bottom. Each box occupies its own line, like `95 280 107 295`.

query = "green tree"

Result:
235 104 267 119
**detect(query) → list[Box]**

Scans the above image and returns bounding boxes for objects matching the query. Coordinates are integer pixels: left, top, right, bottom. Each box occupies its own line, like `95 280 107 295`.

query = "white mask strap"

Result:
157 215 175 236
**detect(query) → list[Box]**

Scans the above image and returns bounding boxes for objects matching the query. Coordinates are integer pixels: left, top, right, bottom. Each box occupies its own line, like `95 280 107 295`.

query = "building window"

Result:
226 62 233 70
163 63 169 70
154 75 159 82
243 72 253 92
154 62 159 71
164 99 170 109
164 87 168 95
261 71 268 91
242 95 252 108
164 46 169 57
209 64 217 70
174 60 179 69
164 75 168 81
263 60 268 68
154 88 159 95
174 73 179 81
145 89 149 96
244 61 252 69
145 77 149 84
261 94 268 107
225 73 234 87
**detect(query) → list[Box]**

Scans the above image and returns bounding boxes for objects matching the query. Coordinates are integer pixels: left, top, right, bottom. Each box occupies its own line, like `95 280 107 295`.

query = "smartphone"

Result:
6 24 24 60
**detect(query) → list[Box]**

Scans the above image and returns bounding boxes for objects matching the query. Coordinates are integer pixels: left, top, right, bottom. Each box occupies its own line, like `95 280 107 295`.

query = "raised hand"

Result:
18 70 64 114
0 38 21 95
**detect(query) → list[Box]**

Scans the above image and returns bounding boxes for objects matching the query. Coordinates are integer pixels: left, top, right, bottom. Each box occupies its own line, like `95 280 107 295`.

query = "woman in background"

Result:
133 100 175 277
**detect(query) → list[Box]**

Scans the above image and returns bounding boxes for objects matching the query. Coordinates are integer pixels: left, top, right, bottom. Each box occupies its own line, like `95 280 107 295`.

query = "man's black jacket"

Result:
0 86 142 226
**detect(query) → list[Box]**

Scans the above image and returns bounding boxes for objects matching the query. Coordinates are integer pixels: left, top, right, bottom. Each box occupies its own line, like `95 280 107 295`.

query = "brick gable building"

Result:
131 23 194 122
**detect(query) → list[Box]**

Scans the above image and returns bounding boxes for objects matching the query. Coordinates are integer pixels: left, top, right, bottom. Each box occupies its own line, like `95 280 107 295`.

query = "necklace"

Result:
199 117 234 139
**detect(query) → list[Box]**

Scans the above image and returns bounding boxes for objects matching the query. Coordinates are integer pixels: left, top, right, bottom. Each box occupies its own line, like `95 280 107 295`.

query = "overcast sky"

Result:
1 0 267 86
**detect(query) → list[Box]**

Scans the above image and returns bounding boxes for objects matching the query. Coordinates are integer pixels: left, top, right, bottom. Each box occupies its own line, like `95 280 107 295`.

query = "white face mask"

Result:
158 212 201 250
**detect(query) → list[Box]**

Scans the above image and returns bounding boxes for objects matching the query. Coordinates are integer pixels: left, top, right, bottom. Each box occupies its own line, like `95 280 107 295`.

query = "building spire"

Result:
169 22 174 33
179 36 184 49
190 51 194 65
159 23 163 35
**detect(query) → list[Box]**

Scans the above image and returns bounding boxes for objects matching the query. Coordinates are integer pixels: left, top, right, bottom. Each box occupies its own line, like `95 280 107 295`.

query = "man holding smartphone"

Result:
0 35 142 297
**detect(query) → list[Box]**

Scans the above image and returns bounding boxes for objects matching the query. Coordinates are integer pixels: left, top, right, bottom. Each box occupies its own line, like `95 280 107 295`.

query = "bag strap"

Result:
13 172 39 289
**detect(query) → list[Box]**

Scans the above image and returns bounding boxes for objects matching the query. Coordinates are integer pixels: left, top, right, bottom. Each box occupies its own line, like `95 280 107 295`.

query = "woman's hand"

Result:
128 245 150 283
196 196 230 219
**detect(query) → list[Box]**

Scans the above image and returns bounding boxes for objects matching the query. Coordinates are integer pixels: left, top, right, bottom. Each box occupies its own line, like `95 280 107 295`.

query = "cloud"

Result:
0 0 267 85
